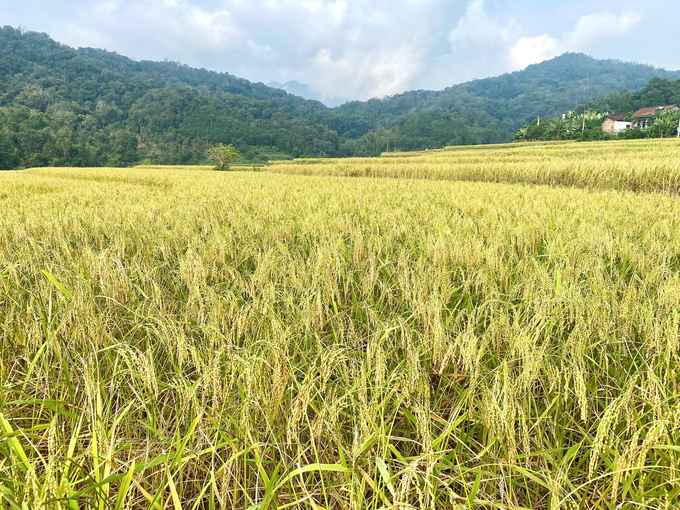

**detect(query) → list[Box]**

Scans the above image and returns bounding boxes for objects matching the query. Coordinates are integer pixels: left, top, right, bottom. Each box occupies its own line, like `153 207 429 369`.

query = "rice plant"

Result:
270 138 680 194
1 144 680 509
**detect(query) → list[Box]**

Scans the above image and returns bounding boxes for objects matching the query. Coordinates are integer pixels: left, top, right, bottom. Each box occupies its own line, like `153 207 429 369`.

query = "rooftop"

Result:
632 105 679 118
606 113 628 121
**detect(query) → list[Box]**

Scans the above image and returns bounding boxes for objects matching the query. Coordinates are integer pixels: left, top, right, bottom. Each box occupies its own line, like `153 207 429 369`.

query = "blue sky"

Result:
1 0 678 103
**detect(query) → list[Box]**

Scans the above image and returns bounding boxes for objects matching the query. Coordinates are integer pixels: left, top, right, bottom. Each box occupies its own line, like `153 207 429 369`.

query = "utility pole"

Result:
582 111 587 134
558 114 564 138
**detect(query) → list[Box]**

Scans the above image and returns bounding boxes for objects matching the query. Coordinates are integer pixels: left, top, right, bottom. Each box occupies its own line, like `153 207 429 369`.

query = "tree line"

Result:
514 77 680 142
2 26 680 169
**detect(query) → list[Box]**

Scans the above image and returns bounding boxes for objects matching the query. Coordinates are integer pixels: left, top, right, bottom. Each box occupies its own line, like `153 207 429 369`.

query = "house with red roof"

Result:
631 105 680 128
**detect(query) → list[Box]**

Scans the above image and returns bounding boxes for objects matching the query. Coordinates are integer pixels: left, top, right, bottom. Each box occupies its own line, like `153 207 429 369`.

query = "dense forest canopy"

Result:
1 25 679 169
580 77 680 115
515 77 680 142
335 54 680 131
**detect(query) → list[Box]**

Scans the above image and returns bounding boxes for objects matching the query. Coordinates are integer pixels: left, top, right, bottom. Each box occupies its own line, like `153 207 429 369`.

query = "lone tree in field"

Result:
206 144 240 171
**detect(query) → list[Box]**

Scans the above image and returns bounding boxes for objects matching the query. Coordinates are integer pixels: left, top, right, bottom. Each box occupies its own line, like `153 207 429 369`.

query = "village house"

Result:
602 113 631 134
630 105 680 128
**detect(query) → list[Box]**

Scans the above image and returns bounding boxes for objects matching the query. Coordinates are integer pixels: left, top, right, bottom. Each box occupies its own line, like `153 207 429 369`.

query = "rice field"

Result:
270 139 680 194
1 140 680 509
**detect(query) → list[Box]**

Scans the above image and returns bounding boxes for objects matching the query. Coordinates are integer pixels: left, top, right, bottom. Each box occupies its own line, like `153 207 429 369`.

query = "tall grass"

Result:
270 139 680 194
1 155 680 508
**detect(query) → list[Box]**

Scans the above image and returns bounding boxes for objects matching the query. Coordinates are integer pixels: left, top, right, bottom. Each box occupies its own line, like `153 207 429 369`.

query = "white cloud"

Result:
59 0 239 54
566 11 641 47
248 40 277 61
52 0 447 102
449 0 519 47
5 0 668 104
312 44 424 101
511 34 563 70
331 0 348 23
510 10 642 70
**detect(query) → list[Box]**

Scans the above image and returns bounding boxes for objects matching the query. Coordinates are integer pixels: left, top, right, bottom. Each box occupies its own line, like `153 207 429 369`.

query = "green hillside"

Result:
0 26 343 168
514 77 680 142
337 53 680 134
1 25 679 169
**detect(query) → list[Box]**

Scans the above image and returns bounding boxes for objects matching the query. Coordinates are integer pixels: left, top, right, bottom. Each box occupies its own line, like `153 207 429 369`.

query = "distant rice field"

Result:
270 138 680 194
1 140 680 509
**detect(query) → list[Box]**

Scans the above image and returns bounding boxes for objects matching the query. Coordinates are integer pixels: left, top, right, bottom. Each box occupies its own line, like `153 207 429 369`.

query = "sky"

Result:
2 0 679 105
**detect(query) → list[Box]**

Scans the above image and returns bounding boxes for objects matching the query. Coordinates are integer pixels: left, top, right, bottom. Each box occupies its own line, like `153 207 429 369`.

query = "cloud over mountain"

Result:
1 0 677 104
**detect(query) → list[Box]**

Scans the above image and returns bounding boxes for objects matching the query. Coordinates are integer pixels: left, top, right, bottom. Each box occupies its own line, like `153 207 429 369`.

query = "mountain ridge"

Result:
267 80 324 104
2 25 680 169
337 53 680 132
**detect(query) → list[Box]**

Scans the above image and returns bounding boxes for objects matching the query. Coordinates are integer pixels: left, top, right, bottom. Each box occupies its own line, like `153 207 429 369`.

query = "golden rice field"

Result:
270 139 680 194
2 139 680 509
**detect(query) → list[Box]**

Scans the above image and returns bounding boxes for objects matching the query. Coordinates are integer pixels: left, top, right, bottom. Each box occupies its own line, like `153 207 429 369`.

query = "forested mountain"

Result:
515 77 680 142
0 26 344 168
581 77 680 114
1 25 679 169
337 53 680 134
